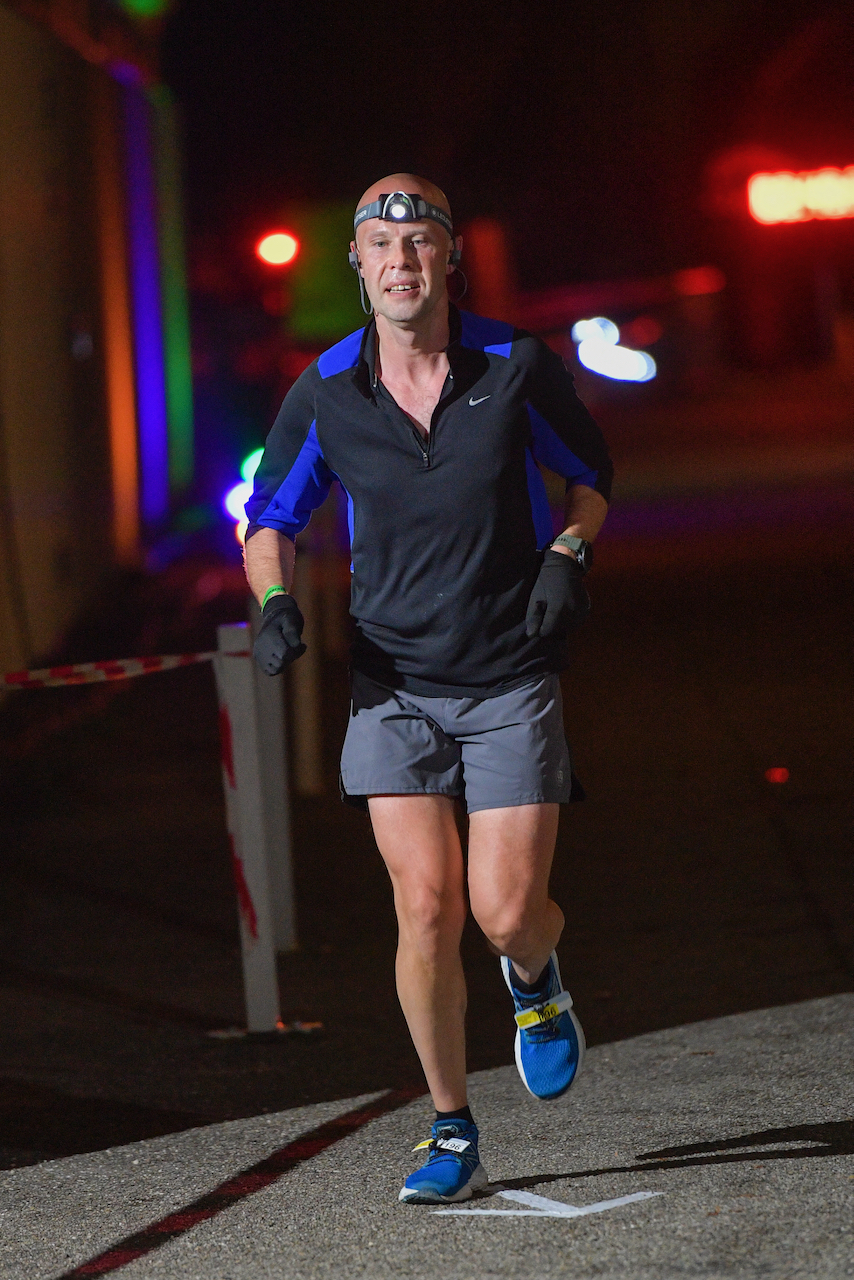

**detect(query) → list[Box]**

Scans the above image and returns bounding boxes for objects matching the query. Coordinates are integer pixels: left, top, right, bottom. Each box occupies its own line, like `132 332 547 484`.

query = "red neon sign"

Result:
748 166 854 224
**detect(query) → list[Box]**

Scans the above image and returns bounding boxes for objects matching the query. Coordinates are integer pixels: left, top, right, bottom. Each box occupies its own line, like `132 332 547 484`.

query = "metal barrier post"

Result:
214 622 281 1031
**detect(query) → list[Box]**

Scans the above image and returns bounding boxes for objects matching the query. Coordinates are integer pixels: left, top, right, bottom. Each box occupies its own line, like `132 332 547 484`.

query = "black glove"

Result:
525 548 591 639
253 593 306 675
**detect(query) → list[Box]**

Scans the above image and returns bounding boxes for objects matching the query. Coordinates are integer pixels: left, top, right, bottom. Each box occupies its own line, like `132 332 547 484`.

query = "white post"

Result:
290 550 324 795
214 623 281 1032
249 599 297 953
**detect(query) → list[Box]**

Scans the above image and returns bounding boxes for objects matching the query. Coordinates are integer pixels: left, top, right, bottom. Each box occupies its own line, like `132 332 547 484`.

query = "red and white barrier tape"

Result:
0 650 249 690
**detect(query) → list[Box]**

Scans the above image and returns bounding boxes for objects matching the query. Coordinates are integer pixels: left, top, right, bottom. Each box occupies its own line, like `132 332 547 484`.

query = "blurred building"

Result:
0 0 192 674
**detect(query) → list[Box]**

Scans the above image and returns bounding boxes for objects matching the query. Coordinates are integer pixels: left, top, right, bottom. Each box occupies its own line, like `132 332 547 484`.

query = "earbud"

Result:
348 248 371 314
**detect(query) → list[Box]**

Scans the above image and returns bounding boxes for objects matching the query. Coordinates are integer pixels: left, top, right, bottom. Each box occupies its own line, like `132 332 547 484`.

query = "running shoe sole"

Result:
398 1162 488 1204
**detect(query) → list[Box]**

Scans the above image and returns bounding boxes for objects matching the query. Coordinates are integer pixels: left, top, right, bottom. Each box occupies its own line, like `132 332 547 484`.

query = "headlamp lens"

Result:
383 192 415 221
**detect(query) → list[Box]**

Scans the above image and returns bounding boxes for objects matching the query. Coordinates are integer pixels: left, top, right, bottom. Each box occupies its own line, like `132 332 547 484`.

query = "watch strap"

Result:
550 534 593 572
551 535 585 553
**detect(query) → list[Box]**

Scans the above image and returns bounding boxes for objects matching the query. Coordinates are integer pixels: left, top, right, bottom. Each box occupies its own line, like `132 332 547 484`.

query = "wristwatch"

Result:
550 534 594 573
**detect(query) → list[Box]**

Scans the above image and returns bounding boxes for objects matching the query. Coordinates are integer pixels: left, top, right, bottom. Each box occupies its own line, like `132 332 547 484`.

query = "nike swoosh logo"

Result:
469 395 491 406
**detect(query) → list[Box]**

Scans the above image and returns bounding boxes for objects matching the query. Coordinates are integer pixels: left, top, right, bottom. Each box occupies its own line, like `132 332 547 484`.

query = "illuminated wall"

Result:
0 4 112 672
108 71 194 525
0 1 194 671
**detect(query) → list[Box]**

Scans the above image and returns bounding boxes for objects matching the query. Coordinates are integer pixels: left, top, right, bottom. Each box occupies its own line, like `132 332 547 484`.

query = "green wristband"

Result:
261 585 288 610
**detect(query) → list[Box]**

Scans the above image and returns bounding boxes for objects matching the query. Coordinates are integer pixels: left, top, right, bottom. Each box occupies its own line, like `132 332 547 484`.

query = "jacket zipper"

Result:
409 425 430 468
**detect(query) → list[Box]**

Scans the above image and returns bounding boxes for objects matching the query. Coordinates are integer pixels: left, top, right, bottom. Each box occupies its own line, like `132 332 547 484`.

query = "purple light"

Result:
122 84 169 525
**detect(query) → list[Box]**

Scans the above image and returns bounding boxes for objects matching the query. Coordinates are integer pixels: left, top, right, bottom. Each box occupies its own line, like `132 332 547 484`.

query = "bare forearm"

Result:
243 527 296 605
561 485 608 542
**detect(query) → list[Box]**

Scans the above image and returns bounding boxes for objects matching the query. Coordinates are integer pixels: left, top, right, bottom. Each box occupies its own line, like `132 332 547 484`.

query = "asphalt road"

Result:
2 995 851 1279
0 374 852 1275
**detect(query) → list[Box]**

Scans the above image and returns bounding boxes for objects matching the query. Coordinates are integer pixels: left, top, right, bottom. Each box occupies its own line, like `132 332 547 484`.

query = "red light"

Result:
748 167 854 224
673 266 726 297
621 316 664 347
764 767 790 784
256 232 299 266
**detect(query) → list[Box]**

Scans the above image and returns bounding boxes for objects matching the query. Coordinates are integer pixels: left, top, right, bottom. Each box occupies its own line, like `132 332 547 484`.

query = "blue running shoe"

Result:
398 1119 488 1204
501 952 585 1101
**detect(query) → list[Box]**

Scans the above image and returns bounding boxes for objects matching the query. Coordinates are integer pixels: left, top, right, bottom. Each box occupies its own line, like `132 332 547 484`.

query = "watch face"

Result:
577 542 593 572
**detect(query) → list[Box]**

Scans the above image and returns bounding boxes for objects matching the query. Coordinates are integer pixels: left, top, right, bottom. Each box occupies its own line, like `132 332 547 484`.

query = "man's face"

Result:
352 218 454 324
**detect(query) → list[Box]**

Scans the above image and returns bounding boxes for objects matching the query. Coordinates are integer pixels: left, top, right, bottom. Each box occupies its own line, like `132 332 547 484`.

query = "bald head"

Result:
356 173 451 221
351 173 459 328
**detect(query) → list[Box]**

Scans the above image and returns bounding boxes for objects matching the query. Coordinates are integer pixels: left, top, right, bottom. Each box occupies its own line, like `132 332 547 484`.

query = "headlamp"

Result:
353 191 454 239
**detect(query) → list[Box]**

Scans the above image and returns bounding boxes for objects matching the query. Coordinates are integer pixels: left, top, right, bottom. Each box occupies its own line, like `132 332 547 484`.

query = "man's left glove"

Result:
253 593 307 675
525 548 591 639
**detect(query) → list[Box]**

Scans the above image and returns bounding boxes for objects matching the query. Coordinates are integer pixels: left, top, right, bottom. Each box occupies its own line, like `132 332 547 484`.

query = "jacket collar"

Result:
354 304 463 398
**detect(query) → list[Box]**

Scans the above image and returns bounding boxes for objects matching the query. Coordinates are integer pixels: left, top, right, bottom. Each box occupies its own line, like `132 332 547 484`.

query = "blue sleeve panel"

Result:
249 421 335 539
332 477 355 570
317 326 365 378
245 364 337 542
459 311 515 359
524 447 556 549
518 332 613 502
526 404 599 489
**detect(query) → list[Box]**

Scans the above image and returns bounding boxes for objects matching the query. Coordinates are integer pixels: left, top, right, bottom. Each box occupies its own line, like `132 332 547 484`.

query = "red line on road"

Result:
55 1089 423 1277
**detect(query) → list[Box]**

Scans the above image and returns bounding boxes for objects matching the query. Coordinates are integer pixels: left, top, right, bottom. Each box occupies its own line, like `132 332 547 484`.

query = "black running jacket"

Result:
245 306 612 696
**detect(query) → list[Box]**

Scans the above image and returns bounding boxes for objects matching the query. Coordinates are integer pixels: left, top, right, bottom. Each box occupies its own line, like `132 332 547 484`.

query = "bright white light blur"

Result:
235 518 249 545
570 315 656 382
240 448 264 483
748 166 854 224
390 203 407 218
224 479 253 521
577 338 656 382
571 316 619 345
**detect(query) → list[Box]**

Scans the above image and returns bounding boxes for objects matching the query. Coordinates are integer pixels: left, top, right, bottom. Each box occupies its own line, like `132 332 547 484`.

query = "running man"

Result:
244 174 612 1204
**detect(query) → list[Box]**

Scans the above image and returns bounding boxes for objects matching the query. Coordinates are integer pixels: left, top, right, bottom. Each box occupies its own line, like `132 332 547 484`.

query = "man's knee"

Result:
470 887 559 956
395 881 466 950
470 901 532 956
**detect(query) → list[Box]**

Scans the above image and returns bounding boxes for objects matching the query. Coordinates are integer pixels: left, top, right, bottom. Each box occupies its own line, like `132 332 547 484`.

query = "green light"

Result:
241 448 264 483
119 0 171 16
286 202 368 341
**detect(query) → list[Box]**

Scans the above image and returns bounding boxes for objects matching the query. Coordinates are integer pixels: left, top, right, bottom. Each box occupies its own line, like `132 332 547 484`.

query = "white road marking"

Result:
433 1188 663 1217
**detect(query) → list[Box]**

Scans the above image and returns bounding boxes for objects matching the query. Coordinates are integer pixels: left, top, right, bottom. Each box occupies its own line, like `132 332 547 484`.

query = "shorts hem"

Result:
340 783 464 800
465 791 571 814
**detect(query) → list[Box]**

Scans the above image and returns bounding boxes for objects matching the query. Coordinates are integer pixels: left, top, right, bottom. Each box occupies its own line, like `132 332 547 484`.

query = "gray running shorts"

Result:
340 671 573 814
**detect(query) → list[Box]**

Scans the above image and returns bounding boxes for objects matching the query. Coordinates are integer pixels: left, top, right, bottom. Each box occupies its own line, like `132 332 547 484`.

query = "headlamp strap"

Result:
353 192 454 238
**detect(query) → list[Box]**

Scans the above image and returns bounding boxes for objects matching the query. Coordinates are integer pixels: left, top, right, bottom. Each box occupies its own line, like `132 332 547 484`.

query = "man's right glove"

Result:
253 593 307 675
525 548 591 639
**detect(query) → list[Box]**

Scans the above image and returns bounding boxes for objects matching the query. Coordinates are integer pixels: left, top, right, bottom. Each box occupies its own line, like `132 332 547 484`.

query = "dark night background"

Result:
161 0 854 286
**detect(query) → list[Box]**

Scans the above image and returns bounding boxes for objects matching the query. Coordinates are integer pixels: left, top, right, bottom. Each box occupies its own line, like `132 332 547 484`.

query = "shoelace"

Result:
514 986 574 1041
521 1000 559 1040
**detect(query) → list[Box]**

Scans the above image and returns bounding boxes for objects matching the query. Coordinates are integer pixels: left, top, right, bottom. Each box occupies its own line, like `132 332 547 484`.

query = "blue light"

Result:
123 84 169 524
